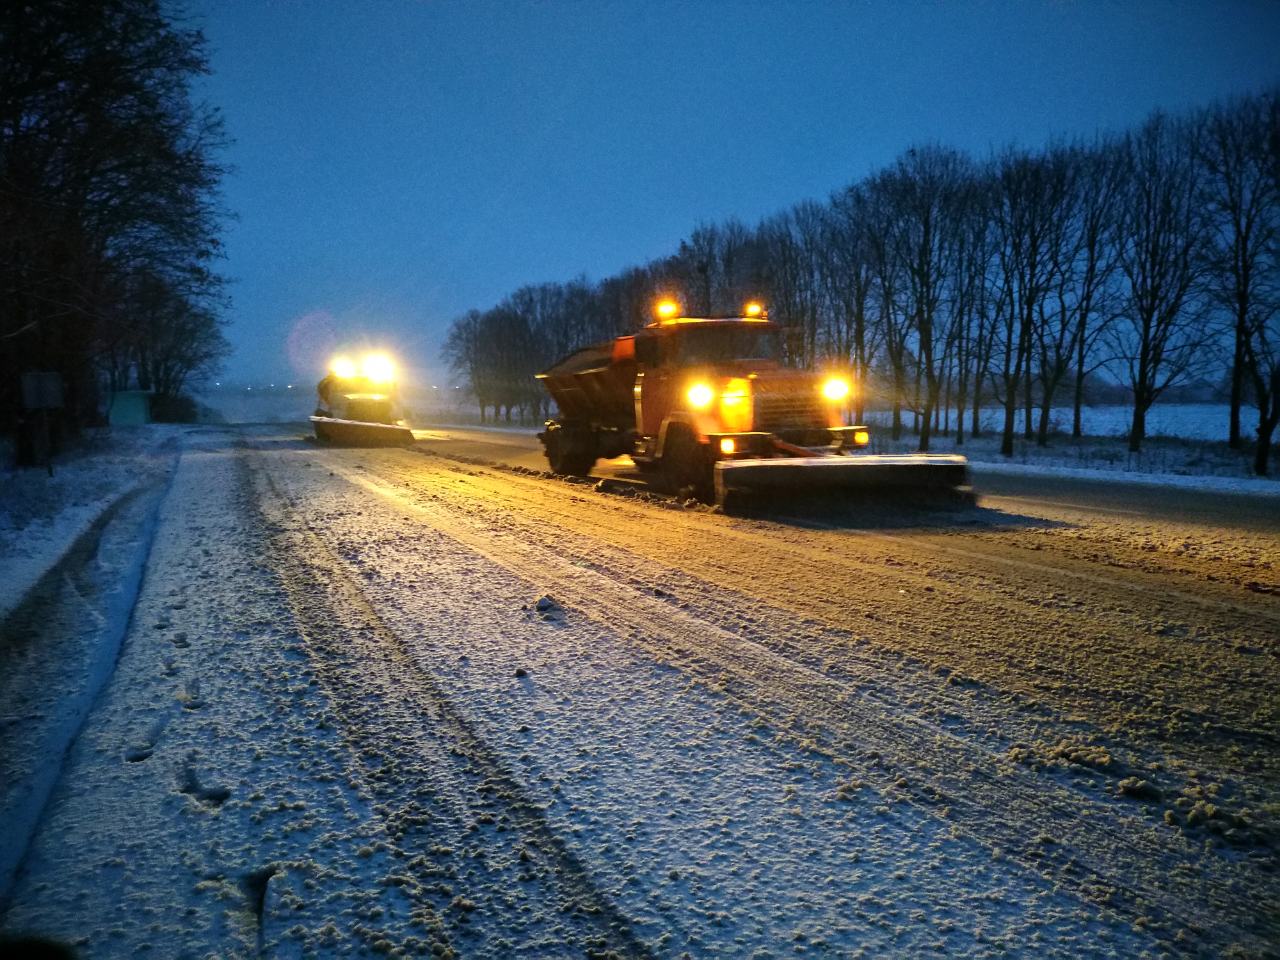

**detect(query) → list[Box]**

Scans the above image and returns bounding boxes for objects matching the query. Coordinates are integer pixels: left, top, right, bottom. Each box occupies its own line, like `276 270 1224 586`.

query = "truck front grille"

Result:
754 388 824 431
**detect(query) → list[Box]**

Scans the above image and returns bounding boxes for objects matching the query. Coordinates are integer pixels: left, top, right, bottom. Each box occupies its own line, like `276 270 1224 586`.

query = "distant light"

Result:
432 385 438 390
719 437 736 456
655 298 680 319
330 355 357 379
744 301 764 317
287 384 293 389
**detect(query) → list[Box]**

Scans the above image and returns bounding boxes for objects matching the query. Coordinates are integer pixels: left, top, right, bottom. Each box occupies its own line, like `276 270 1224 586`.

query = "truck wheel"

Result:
544 424 597 477
661 425 713 501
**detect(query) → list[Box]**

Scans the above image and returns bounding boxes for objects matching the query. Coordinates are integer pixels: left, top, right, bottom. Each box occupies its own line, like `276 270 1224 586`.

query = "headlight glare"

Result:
686 383 715 409
822 377 850 402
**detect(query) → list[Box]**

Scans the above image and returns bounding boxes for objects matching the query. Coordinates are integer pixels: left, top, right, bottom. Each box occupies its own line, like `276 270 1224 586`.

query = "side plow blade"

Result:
714 454 972 511
310 416 414 447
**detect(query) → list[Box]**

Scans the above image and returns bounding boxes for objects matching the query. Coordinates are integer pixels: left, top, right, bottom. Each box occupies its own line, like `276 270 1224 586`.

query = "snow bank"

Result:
0 482 169 899
970 459 1280 497
0 426 182 622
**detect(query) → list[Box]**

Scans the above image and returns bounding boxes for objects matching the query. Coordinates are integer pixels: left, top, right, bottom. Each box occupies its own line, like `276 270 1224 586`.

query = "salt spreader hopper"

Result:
535 301 970 507
311 352 413 446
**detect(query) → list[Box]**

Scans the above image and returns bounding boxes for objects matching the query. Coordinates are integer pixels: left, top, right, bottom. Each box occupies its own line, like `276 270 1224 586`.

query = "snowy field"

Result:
866 402 1259 443
1 424 1276 957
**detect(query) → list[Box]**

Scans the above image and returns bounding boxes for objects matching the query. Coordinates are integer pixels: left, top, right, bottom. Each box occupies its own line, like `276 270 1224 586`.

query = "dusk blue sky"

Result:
189 0 1280 386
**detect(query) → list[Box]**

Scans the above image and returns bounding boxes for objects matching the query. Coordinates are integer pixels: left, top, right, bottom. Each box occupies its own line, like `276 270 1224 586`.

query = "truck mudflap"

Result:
310 416 414 447
713 453 971 507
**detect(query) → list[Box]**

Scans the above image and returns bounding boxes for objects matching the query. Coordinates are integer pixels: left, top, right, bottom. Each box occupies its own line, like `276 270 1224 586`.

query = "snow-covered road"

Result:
2 425 1276 958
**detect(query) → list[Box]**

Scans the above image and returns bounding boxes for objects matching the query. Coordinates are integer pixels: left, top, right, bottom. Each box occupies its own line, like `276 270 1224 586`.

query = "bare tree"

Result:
1110 113 1212 453
863 174 912 438
990 148 1065 456
1240 91 1280 474
880 146 971 451
1063 138 1126 438
947 173 995 443
1196 92 1280 450
758 204 827 366
824 185 878 421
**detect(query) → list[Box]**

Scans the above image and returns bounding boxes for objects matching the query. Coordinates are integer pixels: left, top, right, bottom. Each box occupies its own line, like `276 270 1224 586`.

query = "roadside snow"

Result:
969 459 1280 496
2 432 432 956
0 427 181 621
0 480 168 899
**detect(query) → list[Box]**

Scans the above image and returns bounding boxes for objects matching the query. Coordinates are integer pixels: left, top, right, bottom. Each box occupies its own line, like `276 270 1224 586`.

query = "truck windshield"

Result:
676 325 783 364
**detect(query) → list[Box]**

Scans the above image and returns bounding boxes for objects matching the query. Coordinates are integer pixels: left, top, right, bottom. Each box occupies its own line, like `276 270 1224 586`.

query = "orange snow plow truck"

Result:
535 302 970 507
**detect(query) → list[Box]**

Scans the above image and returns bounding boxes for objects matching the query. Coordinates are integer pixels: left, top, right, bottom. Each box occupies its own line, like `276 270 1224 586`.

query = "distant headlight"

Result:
853 429 870 445
686 382 715 409
821 377 850 402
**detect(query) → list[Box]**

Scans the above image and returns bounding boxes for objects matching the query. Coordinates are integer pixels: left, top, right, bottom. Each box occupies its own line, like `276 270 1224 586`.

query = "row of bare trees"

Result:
1 0 230 441
448 91 1280 473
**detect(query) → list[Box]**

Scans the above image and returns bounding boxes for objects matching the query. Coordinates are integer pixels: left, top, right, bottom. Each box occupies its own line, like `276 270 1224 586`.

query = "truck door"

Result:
634 333 675 441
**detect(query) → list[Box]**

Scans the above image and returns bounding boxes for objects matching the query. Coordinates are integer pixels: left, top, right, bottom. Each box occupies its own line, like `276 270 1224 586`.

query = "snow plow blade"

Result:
310 416 414 447
714 454 972 509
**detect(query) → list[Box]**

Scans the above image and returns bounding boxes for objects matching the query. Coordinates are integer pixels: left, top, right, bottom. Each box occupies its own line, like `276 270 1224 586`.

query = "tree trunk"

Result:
1128 400 1147 454
1036 402 1052 447
1001 399 1016 457
1255 416 1275 476
1023 370 1034 439
1229 318 1245 449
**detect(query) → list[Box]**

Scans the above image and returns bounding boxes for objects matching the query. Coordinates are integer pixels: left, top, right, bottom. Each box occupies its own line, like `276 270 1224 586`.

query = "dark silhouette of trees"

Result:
1 0 230 440
445 91 1279 472
1196 94 1279 465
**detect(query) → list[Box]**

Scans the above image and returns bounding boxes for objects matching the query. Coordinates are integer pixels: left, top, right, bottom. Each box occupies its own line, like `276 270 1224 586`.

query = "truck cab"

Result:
629 317 865 464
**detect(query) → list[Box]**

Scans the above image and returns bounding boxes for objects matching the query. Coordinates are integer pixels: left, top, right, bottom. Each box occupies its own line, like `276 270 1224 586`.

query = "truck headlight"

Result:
821 377 850 401
686 382 715 409
361 352 397 385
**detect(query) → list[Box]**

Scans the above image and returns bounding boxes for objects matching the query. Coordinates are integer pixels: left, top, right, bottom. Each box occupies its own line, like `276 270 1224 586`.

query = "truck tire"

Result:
544 423 597 477
661 424 713 501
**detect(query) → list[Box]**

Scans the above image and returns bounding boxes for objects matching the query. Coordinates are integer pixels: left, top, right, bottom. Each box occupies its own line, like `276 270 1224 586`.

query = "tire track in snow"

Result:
248 447 654 960
332 453 1277 956
0 476 172 907
839 523 1280 625
403 454 1280 765
389 458 1280 768
369 452 1280 810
